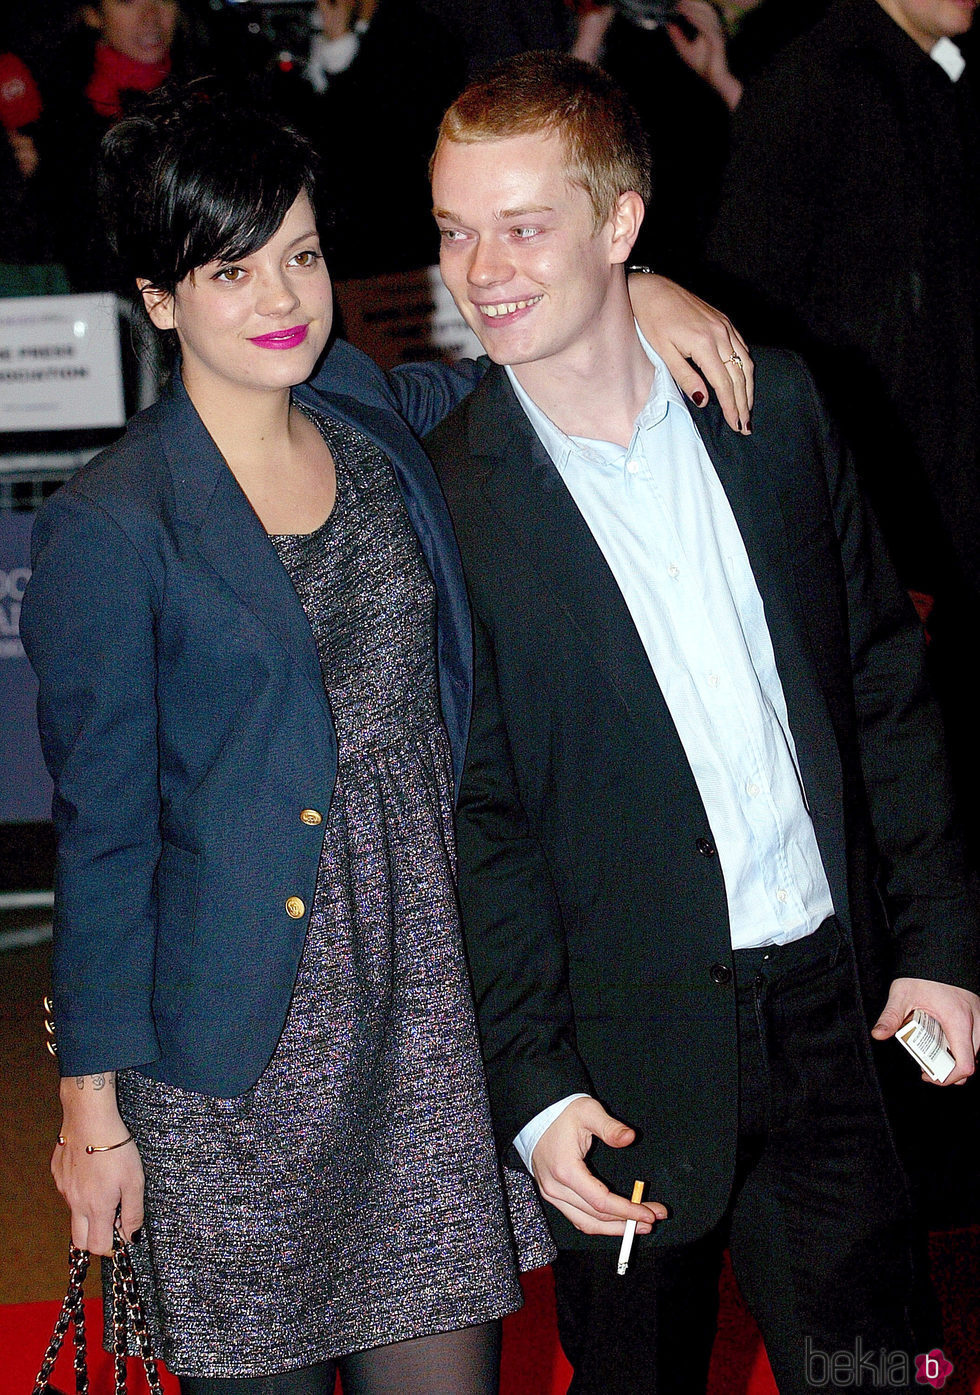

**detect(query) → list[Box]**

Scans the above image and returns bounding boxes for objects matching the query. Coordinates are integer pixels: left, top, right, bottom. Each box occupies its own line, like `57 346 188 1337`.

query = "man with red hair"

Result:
426 49 980 1395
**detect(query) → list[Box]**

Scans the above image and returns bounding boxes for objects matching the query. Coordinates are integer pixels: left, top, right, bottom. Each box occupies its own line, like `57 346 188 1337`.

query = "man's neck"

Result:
509 294 655 449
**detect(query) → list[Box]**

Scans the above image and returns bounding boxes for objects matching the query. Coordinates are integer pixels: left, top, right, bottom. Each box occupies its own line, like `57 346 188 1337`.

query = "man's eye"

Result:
514 227 539 239
439 228 464 242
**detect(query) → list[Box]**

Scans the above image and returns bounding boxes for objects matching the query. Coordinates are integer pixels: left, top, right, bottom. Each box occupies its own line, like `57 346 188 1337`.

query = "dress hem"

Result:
134 1288 527 1378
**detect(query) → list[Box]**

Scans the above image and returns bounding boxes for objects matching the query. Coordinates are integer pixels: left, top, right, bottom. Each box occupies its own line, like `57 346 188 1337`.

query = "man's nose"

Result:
467 239 511 288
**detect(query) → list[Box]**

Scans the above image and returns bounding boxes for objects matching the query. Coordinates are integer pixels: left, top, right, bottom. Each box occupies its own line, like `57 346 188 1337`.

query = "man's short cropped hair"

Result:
433 51 652 229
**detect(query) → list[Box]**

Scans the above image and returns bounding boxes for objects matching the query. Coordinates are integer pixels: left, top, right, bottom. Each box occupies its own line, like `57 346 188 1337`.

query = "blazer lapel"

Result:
688 402 842 830
154 377 329 714
468 369 672 729
688 402 825 696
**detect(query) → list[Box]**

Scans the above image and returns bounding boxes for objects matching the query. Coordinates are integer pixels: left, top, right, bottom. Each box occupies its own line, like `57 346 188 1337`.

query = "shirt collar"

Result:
505 325 684 473
930 36 966 81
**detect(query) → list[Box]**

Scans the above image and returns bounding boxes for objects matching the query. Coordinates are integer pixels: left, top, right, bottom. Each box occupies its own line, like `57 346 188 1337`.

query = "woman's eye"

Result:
214 266 245 282
291 250 320 267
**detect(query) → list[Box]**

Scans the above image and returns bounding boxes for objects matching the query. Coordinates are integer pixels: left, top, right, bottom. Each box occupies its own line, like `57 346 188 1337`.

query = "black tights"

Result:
178 1320 501 1395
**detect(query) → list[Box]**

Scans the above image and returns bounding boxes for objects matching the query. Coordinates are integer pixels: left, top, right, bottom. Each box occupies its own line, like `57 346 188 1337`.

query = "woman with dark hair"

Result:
21 84 752 1395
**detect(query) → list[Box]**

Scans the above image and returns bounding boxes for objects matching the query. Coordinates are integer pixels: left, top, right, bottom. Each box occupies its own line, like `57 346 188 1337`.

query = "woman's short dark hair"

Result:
100 81 319 299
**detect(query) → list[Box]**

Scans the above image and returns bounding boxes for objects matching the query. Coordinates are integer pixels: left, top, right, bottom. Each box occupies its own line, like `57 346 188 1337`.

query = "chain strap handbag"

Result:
32 1235 164 1395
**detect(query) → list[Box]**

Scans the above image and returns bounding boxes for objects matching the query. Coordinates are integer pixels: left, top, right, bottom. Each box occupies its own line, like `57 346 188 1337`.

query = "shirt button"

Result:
776 888 788 903
709 962 733 986
707 673 720 689
667 564 680 578
285 896 306 919
300 808 323 826
696 836 716 857
746 781 760 797
626 459 640 475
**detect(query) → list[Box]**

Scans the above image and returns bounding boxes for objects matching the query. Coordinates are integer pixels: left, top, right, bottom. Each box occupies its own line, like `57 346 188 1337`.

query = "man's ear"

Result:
81 6 103 33
138 280 176 331
609 190 646 266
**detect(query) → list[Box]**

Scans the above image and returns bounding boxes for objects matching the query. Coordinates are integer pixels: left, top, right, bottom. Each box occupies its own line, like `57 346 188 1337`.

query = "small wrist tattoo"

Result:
73 1071 115 1091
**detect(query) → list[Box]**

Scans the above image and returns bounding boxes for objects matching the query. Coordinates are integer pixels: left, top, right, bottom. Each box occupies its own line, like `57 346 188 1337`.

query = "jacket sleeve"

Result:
807 366 980 992
309 337 487 439
455 609 595 1156
20 489 164 1076
386 357 486 437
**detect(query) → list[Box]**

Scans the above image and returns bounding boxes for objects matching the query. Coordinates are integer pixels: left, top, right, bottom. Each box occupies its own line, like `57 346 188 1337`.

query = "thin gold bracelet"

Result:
57 1133 135 1154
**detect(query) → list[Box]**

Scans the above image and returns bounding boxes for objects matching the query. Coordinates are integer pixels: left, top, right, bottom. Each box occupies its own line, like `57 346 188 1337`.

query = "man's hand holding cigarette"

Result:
530 1096 667 1236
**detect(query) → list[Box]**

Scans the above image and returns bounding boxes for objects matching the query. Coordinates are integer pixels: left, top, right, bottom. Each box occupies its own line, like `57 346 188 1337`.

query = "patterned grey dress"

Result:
114 410 553 1377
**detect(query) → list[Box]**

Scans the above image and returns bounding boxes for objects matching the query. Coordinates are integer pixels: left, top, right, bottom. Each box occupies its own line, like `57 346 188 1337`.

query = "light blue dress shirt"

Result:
508 331 835 1168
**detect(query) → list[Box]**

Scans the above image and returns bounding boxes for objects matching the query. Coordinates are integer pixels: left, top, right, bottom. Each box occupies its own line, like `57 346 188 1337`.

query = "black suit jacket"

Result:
427 348 978 1251
707 0 980 605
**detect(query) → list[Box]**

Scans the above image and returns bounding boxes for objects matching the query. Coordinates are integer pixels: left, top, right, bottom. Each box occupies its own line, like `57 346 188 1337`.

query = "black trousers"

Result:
554 920 920 1395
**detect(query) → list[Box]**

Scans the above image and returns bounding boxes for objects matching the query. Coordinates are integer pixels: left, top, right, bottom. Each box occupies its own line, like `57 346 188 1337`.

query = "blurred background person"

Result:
36 0 208 292
268 0 466 280
558 0 830 282
0 37 65 294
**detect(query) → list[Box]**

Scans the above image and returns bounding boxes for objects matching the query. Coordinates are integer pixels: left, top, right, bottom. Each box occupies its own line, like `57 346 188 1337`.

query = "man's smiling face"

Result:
432 130 629 372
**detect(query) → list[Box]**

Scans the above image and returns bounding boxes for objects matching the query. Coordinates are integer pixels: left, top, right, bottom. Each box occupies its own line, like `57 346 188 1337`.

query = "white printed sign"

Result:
0 293 125 432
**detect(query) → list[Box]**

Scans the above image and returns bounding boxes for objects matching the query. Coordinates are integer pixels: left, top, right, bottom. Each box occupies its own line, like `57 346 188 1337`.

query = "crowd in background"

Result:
3 0 979 868
1 0 840 296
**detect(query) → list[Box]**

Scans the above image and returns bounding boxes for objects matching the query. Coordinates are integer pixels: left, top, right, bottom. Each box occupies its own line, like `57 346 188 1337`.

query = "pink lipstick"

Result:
248 324 309 350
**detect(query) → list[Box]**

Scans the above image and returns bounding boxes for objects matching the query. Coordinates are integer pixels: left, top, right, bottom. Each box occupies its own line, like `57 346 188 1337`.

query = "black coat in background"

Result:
272 0 466 282
707 0 980 611
427 348 977 1253
600 18 731 284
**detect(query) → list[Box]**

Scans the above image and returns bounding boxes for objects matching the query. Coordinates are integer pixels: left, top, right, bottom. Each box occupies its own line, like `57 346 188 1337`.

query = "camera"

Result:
611 0 682 27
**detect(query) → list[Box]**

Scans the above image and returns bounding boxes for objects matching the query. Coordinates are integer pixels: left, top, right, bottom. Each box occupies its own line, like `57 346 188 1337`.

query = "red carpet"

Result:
3 1234 977 1395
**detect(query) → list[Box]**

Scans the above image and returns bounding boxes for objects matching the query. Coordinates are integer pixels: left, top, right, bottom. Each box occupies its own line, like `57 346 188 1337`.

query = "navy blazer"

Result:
21 339 479 1096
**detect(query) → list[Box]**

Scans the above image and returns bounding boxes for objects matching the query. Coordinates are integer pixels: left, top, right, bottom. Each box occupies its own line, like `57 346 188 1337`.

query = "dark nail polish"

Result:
692 391 705 406
737 418 742 432
130 1228 143 1244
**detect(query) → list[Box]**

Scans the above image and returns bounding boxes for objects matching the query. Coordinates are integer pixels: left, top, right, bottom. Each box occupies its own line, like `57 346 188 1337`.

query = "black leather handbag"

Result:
32 1236 163 1395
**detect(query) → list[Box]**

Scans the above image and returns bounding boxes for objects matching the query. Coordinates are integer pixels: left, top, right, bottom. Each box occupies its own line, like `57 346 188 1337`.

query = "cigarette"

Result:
616 1180 645 1276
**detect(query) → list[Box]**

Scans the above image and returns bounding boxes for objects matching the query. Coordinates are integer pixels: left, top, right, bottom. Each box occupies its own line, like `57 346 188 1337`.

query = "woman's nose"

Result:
257 272 300 316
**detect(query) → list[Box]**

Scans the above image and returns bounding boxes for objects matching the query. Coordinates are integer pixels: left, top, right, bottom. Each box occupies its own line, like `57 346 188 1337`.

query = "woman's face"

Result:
143 192 334 405
85 0 179 65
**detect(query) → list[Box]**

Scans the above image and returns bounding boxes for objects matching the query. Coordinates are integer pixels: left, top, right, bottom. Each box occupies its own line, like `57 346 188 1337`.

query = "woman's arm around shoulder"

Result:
627 271 754 432
308 336 485 438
